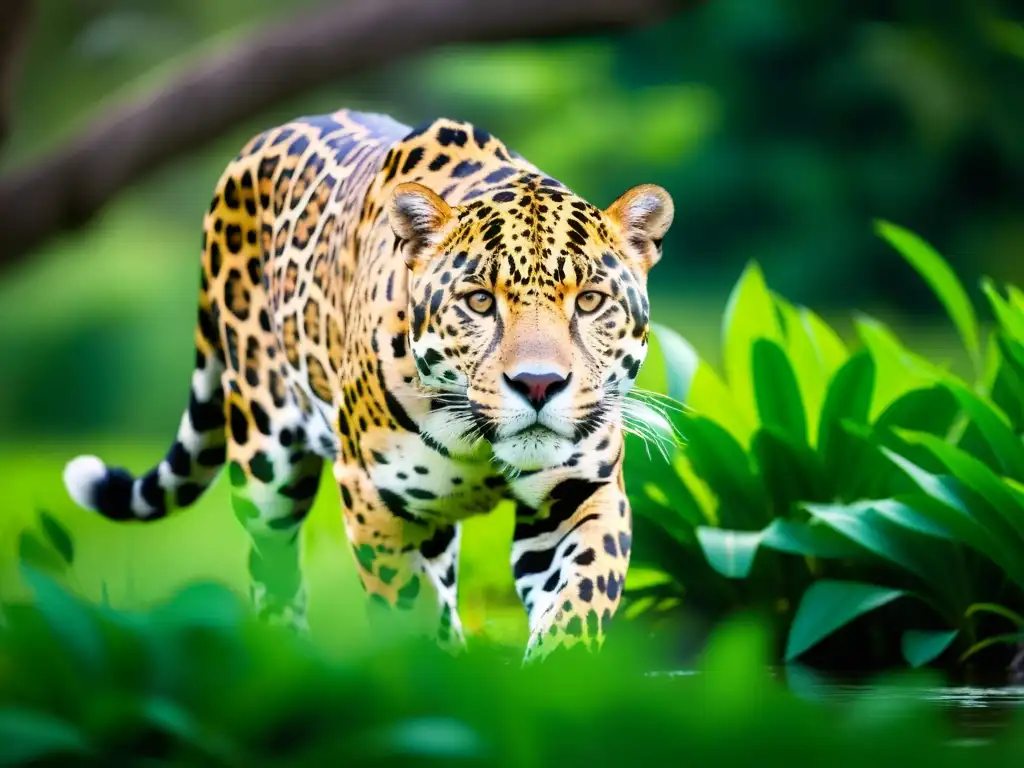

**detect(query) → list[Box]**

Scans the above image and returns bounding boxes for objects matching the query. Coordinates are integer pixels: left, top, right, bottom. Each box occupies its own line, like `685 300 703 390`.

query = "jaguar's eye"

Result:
576 291 606 314
465 291 495 315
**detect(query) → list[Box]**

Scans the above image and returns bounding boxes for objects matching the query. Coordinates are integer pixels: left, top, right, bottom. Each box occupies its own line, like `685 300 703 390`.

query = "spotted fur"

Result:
63 109 673 661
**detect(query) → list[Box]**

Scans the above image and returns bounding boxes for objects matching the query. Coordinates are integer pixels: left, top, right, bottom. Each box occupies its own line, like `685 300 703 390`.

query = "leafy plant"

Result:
625 222 1024 673
0 575 1021 765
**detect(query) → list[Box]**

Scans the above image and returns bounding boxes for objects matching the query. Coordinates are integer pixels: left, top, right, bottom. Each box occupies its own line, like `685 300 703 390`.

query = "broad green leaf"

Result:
697 517 866 580
649 322 698 404
873 385 958 437
751 428 824 515
0 710 90 765
696 527 763 579
1009 284 1024 313
798 306 849 380
630 514 736 606
995 335 1024 417
999 334 1024 372
623 431 705 530
785 580 906 661
804 501 950 586
17 531 65 576
941 379 1024 481
983 328 1002 389
982 278 1024 339
901 629 959 668
1008 477 1024 507
818 351 874 439
872 498 972 546
880 448 1024 590
650 323 750 444
674 452 717 522
722 262 784 439
992 334 1024 430
759 518 865 560
938 419 999 479
772 296 822 393
895 429 1024 544
629 512 693 583
629 491 699 551
22 571 104 674
824 420 896 502
37 511 74 566
752 339 807 445
808 493 970 617
818 351 874 484
771 296 847 441
629 492 695 549
678 414 766 529
880 449 966 515
856 315 944 419
875 220 981 374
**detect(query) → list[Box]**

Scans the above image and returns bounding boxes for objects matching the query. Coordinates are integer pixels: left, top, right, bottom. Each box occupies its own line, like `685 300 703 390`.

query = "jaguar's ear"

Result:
606 184 674 269
387 182 455 270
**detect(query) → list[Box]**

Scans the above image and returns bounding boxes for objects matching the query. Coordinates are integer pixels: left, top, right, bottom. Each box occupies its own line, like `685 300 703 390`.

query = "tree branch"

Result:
0 0 698 273
0 0 34 152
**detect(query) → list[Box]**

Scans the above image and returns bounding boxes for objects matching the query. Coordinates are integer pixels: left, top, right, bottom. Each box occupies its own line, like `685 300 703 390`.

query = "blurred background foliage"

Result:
2 0 1024 653
5 0 1024 439
5 585 1022 765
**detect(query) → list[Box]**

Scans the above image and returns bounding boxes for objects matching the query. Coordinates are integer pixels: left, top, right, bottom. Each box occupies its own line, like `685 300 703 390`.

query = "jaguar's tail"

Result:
64 324 227 522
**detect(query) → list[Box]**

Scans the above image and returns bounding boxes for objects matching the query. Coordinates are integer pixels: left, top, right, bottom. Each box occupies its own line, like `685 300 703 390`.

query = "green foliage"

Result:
625 222 1024 672
874 220 982 376
1 576 1022 765
784 581 906 662
15 511 75 581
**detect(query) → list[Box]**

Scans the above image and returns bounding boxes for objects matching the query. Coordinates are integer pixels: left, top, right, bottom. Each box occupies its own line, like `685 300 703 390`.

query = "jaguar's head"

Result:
387 174 673 472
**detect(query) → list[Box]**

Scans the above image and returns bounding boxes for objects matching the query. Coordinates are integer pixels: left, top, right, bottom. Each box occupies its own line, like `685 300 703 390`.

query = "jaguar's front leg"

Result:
335 463 465 651
512 476 632 663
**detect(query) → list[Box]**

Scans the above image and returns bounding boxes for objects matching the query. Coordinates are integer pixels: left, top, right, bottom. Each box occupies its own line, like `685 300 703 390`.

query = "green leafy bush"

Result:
1 575 1022 765
625 221 1024 672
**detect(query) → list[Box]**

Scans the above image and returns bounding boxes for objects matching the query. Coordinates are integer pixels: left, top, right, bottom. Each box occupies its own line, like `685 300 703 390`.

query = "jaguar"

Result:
63 108 674 662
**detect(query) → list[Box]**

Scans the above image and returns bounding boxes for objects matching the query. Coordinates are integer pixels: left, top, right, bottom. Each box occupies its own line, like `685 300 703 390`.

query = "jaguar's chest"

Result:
366 432 508 524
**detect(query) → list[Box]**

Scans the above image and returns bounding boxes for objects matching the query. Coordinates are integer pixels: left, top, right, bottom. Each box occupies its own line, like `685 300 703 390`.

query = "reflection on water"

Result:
820 684 1024 740
649 669 1024 743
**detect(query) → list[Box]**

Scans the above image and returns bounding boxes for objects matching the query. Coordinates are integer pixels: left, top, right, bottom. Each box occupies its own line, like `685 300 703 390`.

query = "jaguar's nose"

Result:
503 371 571 410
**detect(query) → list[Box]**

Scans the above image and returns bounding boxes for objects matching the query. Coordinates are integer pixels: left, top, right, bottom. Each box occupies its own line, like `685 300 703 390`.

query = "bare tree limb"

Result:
0 0 34 151
0 0 699 272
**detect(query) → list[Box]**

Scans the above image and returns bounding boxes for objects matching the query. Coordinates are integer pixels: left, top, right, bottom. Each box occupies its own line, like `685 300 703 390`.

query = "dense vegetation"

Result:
627 222 1024 673
4 2 1024 760
2 573 1023 765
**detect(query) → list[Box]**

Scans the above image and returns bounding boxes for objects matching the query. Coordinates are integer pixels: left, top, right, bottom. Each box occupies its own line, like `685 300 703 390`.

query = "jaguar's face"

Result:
388 175 673 472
